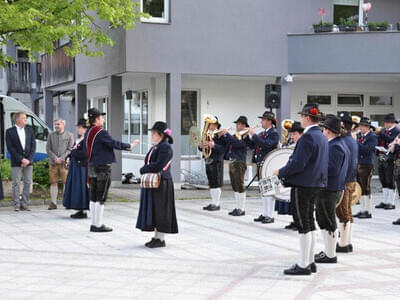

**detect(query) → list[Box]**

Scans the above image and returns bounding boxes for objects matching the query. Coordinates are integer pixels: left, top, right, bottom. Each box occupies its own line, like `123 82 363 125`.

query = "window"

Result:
370 96 392 106
307 95 331 105
181 90 198 156
338 94 363 106
333 0 359 24
141 0 169 23
123 91 149 155
370 114 388 127
10 113 48 141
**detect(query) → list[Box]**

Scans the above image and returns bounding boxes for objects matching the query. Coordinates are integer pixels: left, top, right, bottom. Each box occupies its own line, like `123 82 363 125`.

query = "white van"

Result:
0 95 51 161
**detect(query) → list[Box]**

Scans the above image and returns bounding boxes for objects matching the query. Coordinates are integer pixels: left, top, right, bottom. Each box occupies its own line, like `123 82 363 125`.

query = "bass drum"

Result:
259 148 294 201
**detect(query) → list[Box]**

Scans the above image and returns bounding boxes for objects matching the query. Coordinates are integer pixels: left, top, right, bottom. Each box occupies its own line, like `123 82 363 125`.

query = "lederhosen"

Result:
86 126 112 204
202 135 225 189
357 133 374 196
317 190 343 233
226 135 247 193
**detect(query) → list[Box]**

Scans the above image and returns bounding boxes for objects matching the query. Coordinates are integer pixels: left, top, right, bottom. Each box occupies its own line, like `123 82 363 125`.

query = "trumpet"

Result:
281 119 294 145
234 125 261 140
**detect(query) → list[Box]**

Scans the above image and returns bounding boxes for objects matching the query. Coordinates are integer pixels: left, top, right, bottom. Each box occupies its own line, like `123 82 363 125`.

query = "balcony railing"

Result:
41 43 75 88
6 62 42 93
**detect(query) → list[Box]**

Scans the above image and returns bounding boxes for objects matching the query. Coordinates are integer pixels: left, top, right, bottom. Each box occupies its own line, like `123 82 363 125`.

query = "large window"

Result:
307 95 331 105
333 0 359 24
181 90 198 156
141 0 169 23
123 91 149 155
338 94 363 106
370 96 392 106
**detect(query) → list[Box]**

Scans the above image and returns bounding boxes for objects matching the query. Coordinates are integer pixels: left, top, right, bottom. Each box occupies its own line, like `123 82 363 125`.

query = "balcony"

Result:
41 44 75 88
288 31 400 74
6 62 42 93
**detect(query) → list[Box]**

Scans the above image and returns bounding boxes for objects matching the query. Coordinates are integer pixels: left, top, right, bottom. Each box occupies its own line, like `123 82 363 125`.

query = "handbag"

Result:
140 148 172 189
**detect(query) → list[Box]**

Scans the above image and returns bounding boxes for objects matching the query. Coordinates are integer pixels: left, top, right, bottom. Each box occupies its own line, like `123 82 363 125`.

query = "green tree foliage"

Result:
0 0 146 67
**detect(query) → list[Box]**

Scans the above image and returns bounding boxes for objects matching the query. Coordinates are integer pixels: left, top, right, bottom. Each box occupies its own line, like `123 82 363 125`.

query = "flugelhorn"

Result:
201 114 218 159
281 119 294 145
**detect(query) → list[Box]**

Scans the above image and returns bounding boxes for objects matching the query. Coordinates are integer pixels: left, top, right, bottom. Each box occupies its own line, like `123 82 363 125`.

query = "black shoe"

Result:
261 217 275 224
285 222 296 229
203 204 213 210
229 208 238 215
384 204 396 210
309 262 317 273
20 206 30 211
375 202 386 209
358 211 372 219
284 264 311 276
353 211 362 218
314 251 337 263
207 205 220 211
232 209 245 216
145 238 166 248
392 218 400 225
254 215 266 222
336 243 353 253
14 206 19 212
90 225 113 232
70 211 87 219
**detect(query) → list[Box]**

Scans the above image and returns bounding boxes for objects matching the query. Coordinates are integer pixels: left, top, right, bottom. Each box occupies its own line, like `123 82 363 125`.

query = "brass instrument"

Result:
351 115 361 140
201 114 218 159
234 125 260 140
281 119 294 145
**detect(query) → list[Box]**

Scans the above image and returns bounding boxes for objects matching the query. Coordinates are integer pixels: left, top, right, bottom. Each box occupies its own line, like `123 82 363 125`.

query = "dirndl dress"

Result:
63 156 88 210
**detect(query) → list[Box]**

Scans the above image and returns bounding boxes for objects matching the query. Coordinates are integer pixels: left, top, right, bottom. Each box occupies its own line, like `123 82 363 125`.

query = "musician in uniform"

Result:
283 121 304 231
198 116 227 211
247 111 279 224
375 113 399 210
336 112 358 253
85 108 138 232
274 104 328 276
218 116 250 216
315 115 349 264
354 117 378 219
388 135 400 225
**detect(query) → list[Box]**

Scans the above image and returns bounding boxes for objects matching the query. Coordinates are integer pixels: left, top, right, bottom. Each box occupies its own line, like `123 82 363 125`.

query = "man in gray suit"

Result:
5 112 36 211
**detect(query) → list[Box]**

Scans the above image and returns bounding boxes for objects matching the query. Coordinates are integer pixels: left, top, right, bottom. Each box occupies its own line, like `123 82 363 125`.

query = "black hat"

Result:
214 116 221 129
288 121 304 133
321 114 342 134
384 113 397 123
258 111 277 126
358 117 375 130
234 116 249 127
76 118 88 128
338 111 356 125
149 121 174 144
298 103 321 118
88 108 106 120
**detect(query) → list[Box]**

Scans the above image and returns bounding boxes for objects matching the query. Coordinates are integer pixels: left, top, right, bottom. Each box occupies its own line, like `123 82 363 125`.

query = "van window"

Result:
10 113 48 141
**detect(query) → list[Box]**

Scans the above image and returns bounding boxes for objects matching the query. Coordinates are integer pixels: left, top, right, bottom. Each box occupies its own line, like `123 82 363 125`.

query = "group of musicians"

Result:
199 104 400 275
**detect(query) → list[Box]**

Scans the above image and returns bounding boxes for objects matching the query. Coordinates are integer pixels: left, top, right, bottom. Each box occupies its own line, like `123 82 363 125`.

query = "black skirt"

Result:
136 179 178 234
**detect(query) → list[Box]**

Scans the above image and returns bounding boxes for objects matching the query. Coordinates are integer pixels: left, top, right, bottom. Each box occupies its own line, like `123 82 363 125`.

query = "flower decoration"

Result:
318 8 326 23
164 128 172 136
310 108 318 115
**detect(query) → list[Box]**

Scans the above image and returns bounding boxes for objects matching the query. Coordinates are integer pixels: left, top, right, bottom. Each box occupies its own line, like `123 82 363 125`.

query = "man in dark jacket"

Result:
274 104 328 276
248 111 279 224
85 108 138 232
5 112 36 211
354 117 378 219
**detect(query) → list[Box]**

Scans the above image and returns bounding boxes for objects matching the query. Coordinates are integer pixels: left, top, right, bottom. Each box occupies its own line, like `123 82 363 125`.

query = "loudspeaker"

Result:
265 84 281 109
126 90 133 100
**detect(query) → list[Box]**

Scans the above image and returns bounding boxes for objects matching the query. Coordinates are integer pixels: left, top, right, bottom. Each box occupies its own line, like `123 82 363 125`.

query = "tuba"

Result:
281 119 294 145
201 114 218 159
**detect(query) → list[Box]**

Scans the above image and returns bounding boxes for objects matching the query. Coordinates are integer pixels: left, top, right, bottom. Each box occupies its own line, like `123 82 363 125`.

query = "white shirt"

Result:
303 124 319 134
15 125 26 150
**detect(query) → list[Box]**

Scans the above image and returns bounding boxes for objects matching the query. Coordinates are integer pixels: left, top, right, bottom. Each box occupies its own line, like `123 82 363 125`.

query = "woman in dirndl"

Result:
63 118 89 218
136 121 178 248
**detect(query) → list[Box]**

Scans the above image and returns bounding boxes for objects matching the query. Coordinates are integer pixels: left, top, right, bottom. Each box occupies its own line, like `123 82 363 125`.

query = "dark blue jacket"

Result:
392 144 400 161
140 141 173 180
198 134 227 162
327 137 349 191
5 126 36 167
343 133 358 183
278 126 328 188
357 132 378 165
222 133 248 162
70 139 88 167
247 128 279 164
84 127 131 166
377 126 400 158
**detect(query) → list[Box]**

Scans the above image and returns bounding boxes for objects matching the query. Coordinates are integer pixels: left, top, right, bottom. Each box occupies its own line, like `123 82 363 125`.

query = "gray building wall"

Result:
368 0 400 24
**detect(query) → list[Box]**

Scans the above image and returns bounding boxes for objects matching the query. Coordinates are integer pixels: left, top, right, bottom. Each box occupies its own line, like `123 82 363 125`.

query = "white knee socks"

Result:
262 197 269 217
90 201 96 226
262 196 275 218
365 195 372 213
210 188 221 206
339 222 352 247
309 231 316 264
387 189 395 206
299 232 311 268
154 230 165 241
383 188 388 204
238 192 246 211
95 202 104 227
325 230 338 258
50 185 58 205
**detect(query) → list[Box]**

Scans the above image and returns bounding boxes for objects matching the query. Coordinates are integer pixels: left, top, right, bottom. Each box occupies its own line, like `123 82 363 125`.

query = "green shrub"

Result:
313 21 333 28
338 18 357 26
0 159 12 180
368 22 389 30
32 159 50 189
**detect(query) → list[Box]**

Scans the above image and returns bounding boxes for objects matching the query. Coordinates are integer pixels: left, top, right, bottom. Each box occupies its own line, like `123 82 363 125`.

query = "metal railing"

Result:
6 62 42 93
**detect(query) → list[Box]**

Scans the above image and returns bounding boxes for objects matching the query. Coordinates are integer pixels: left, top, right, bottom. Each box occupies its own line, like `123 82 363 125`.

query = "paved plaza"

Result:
0 190 400 300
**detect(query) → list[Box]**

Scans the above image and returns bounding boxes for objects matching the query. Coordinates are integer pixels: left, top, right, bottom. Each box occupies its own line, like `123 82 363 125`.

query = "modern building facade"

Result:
39 0 400 185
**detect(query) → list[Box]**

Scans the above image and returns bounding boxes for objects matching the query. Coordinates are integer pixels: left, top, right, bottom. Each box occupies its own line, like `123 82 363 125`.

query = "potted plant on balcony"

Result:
368 21 389 31
313 8 333 33
338 18 358 32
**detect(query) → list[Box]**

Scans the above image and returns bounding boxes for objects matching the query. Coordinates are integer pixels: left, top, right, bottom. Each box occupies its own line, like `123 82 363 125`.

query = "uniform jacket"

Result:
222 133 249 162
278 126 328 188
140 141 173 180
343 133 358 183
327 137 349 191
357 131 378 165
198 134 227 162
377 126 400 158
5 126 36 167
70 139 88 167
247 127 279 164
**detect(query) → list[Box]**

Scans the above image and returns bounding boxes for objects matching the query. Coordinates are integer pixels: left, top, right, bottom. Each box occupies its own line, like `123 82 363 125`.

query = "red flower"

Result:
310 108 318 115
318 8 326 16
274 118 278 123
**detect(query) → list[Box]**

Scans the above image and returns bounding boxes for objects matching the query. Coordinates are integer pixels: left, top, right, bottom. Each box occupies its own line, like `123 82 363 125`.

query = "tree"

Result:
0 0 146 67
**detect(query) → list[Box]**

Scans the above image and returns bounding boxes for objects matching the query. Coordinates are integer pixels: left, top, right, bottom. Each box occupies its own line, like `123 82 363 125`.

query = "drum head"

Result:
260 148 294 179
